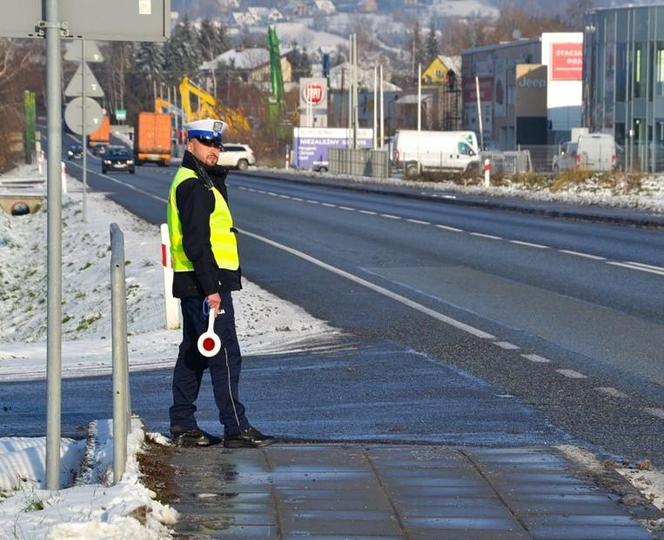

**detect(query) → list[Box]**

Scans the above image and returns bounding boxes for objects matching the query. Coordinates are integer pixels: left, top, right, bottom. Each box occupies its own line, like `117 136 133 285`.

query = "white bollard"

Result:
61 161 67 194
483 158 491 188
160 223 181 330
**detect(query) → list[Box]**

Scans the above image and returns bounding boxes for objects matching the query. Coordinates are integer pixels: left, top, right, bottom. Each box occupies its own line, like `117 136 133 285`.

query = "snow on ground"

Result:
0 162 342 538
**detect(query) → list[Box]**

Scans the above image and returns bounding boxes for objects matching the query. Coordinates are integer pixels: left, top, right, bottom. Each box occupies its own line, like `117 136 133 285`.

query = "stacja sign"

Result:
299 77 327 111
551 43 583 81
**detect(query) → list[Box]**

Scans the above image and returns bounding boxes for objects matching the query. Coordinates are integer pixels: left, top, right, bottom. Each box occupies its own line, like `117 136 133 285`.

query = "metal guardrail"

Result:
110 223 131 483
329 148 389 179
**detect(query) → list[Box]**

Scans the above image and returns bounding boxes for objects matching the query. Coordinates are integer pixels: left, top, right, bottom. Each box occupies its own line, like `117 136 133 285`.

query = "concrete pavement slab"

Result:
166 444 657 539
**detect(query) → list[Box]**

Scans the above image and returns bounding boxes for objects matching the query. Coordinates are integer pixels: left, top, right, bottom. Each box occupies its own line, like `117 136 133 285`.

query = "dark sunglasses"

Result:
193 137 223 149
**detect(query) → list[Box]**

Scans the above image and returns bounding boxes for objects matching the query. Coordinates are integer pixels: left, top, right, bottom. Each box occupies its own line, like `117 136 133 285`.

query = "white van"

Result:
392 130 480 176
552 133 616 173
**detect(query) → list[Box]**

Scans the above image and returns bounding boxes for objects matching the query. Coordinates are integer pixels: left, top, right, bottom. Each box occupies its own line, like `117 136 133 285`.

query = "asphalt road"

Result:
32 150 664 464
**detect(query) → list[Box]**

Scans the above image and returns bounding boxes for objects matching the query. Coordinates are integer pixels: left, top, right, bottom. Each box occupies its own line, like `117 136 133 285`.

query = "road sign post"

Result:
0 0 170 491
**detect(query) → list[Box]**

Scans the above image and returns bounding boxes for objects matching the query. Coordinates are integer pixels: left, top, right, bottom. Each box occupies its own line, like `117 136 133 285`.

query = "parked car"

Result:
552 133 616 173
67 144 83 160
101 146 135 174
217 144 255 170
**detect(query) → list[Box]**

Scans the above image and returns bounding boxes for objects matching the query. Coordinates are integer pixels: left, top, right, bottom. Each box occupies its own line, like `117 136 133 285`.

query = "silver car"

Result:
217 144 255 170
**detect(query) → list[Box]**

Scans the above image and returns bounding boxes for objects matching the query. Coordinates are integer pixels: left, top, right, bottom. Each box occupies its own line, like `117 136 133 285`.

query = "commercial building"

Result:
583 4 664 171
462 33 583 150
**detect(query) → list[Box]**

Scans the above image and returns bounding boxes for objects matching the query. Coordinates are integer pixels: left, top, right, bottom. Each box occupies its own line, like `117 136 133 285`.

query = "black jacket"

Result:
171 151 242 298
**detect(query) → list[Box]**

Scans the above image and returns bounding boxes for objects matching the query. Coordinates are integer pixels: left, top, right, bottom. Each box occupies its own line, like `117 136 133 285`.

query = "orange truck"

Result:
87 115 110 149
134 112 172 166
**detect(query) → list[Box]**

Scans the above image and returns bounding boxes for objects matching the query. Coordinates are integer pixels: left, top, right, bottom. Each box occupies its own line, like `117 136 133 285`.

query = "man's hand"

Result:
206 293 222 316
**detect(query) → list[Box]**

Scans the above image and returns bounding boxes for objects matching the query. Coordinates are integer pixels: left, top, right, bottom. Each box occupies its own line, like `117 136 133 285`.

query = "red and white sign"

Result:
551 43 583 81
299 77 328 110
463 77 493 102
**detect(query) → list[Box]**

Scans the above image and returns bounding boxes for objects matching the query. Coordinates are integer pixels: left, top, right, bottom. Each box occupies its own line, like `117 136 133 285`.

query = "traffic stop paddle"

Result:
197 307 224 357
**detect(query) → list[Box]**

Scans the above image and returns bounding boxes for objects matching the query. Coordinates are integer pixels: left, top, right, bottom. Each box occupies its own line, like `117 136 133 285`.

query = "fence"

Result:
110 223 131 484
480 150 533 175
329 148 389 179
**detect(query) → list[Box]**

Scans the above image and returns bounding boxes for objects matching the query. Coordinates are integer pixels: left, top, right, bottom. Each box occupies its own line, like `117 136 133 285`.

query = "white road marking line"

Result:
471 232 503 240
607 261 664 276
359 209 377 215
292 197 304 201
556 369 587 379
497 394 515 398
510 240 549 249
240 229 495 340
380 213 400 219
436 224 463 232
521 353 551 363
277 194 291 199
65 161 167 203
406 218 430 225
305 199 320 204
559 249 606 261
644 407 664 419
267 191 278 196
339 206 355 211
322 202 337 207
595 387 629 399
494 341 520 350
625 261 664 272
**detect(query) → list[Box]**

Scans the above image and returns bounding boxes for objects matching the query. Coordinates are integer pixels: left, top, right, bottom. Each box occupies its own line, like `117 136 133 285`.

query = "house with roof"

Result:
422 55 461 87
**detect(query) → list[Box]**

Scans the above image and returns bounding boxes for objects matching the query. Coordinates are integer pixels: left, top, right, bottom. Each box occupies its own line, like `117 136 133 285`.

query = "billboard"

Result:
551 43 583 81
292 127 373 169
463 77 493 102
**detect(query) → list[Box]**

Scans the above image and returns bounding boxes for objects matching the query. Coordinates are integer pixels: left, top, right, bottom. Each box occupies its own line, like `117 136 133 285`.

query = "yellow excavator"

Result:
179 76 250 138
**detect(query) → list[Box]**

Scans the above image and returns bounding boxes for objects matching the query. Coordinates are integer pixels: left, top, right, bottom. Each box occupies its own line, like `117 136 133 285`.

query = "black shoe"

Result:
223 427 274 448
171 428 222 447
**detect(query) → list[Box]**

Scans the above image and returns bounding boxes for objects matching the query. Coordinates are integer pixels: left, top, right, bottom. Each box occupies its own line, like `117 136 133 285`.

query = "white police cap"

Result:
186 118 228 143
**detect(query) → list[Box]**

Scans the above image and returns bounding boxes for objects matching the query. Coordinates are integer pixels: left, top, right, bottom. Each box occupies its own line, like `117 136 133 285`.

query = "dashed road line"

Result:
305 199 320 204
267 191 278 196
322 202 337 208
435 224 463 232
510 240 548 249
339 206 355 211
494 341 520 350
595 387 629 399
556 368 587 379
406 218 430 225
380 213 400 219
522 353 551 363
359 209 377 215
471 232 503 240
559 249 606 261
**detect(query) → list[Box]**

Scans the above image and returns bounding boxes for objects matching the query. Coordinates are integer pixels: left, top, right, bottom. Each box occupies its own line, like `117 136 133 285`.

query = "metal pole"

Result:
475 75 484 151
45 0 63 491
379 65 384 150
353 33 359 150
81 40 87 221
110 224 128 483
417 62 422 172
373 65 377 150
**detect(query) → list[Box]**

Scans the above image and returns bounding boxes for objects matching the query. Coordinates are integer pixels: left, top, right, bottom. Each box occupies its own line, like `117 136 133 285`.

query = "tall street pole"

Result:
379 64 384 150
81 39 87 222
373 65 377 150
45 0 63 491
417 62 422 172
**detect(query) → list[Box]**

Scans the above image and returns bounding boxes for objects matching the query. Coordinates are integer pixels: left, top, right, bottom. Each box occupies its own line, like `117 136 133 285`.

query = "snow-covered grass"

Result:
272 166 664 214
0 162 341 538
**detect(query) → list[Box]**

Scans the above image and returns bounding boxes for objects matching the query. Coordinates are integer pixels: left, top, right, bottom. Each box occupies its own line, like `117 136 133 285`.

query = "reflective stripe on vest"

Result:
167 166 239 272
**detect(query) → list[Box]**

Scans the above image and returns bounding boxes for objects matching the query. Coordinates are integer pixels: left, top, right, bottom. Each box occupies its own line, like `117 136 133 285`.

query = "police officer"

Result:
167 118 273 448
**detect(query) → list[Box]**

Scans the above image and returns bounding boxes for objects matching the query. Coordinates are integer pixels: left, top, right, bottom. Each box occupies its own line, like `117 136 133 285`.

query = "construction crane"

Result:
178 76 250 138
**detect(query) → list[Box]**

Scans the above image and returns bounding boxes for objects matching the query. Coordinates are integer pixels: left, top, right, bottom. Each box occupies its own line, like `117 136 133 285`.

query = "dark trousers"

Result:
169 292 250 437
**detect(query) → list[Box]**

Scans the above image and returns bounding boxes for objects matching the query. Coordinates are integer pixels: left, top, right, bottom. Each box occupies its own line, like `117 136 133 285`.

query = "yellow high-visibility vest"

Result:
167 166 239 272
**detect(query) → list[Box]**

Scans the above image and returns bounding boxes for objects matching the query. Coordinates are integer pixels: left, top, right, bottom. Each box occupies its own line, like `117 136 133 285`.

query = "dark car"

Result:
67 144 83 160
102 146 135 174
